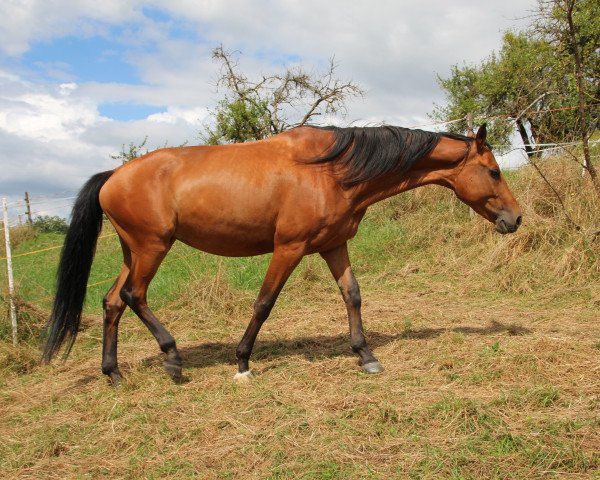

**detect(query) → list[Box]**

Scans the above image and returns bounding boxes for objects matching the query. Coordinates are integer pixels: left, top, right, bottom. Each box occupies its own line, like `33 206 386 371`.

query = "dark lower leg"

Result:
101 299 126 383
101 276 127 384
320 244 381 371
121 290 183 379
236 299 274 373
138 304 182 375
119 246 181 380
342 273 378 366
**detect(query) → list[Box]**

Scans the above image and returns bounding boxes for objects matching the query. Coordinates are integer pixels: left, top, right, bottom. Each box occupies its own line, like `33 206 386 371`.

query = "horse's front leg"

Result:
234 243 304 380
320 242 383 373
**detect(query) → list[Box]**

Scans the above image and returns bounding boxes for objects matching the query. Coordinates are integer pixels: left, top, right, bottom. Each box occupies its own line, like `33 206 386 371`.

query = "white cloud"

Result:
147 106 209 125
0 0 538 202
0 73 202 197
0 80 100 141
0 0 142 55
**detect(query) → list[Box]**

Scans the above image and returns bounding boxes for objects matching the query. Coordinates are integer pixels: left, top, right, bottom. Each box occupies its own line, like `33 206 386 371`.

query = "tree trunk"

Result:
516 119 535 157
565 0 600 195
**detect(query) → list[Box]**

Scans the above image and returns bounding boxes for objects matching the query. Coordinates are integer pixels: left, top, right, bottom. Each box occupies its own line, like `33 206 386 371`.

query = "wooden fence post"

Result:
24 191 32 225
2 198 18 345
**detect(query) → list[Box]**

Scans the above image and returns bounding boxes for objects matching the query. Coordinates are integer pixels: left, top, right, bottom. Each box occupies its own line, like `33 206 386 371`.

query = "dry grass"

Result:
372 157 600 301
0 156 599 479
0 225 37 257
1 285 598 479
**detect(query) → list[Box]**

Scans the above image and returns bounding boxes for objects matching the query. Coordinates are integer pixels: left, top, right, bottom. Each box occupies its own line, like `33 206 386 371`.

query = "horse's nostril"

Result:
516 215 522 227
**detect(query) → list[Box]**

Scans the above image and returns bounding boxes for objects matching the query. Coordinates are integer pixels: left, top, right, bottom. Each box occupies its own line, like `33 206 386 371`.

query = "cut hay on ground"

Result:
1 155 599 479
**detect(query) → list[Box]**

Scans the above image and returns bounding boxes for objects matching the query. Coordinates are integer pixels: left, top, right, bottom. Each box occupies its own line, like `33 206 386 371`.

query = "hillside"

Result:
1 155 599 479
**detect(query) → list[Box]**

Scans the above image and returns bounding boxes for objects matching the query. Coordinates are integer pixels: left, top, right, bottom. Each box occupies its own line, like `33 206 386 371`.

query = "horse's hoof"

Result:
164 361 182 382
233 370 253 382
108 372 123 387
361 361 384 374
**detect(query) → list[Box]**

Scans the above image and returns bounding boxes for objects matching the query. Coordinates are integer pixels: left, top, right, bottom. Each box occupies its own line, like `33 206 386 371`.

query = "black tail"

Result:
42 170 114 362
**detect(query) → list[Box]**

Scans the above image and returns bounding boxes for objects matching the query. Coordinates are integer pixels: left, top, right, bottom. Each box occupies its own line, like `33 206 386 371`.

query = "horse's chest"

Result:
293 211 364 253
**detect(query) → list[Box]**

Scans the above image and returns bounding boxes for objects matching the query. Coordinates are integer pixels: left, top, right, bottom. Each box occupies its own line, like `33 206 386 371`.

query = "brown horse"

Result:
42 124 521 384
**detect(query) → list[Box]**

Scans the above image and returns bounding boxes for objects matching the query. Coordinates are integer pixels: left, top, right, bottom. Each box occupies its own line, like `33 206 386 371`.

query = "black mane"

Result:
306 125 473 187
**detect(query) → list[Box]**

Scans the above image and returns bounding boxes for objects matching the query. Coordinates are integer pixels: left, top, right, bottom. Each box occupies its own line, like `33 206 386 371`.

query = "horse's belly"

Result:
176 231 274 257
174 214 276 257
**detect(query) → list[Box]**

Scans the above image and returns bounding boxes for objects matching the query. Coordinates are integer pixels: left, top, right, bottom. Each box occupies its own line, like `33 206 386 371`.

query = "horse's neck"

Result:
349 168 442 210
349 137 468 210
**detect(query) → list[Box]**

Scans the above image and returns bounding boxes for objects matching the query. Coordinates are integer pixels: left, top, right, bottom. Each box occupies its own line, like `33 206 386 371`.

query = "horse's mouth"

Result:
495 221 511 234
495 217 520 234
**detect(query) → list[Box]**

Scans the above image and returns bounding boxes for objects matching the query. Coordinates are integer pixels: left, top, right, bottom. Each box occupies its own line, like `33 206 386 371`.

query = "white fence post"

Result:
2 198 17 346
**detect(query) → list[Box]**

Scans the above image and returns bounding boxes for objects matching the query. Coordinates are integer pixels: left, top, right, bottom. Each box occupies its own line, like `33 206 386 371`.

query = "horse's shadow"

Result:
144 320 531 370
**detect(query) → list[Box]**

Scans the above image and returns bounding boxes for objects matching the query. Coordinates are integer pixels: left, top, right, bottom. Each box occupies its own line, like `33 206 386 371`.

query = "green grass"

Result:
1 157 599 478
6 211 420 318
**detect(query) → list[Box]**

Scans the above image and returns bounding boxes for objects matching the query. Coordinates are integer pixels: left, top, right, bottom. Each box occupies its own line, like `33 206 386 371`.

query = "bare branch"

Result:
205 48 365 142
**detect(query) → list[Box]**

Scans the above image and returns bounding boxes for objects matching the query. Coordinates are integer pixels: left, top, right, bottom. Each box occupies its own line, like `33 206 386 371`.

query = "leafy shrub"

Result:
33 215 68 234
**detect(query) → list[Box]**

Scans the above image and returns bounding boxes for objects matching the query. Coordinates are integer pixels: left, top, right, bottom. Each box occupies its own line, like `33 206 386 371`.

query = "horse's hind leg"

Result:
101 264 129 386
119 243 183 381
320 242 383 374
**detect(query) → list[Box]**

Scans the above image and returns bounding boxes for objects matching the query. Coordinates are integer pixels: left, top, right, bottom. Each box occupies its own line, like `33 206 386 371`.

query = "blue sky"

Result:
8 9 205 121
0 0 536 215
20 34 172 122
22 35 143 85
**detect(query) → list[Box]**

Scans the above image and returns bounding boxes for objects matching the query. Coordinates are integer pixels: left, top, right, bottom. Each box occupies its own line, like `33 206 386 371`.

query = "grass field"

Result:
1 157 599 479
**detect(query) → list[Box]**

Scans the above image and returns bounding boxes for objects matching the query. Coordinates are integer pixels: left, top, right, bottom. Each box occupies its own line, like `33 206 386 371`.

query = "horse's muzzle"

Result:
495 212 522 234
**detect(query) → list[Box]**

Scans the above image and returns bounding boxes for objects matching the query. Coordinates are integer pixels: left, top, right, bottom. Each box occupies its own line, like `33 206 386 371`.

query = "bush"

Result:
33 215 68 234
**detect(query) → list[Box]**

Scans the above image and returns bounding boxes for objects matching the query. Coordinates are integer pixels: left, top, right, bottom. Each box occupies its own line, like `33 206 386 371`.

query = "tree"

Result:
432 0 599 192
110 137 148 164
534 0 600 192
201 46 364 145
110 137 188 164
432 31 577 151
204 97 271 146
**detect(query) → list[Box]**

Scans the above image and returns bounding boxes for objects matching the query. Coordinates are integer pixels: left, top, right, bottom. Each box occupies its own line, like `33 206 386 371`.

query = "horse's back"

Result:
99 129 343 256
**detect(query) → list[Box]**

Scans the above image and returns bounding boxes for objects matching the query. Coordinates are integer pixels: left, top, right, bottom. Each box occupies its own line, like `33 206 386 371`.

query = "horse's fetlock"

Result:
160 339 177 354
350 337 367 353
236 344 250 361
101 362 117 376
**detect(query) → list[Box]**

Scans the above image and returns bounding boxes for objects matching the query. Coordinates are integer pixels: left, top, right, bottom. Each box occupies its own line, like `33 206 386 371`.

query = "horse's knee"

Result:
119 285 132 305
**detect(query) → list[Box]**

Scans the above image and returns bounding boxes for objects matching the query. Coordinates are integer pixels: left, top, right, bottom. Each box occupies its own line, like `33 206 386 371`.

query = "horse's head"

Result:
454 125 522 234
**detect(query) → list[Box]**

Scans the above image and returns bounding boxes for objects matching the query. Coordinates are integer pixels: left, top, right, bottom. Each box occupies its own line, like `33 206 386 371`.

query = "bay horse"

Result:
42 124 521 384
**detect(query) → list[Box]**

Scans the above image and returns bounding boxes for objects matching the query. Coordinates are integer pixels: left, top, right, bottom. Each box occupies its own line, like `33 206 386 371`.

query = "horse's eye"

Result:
489 169 500 180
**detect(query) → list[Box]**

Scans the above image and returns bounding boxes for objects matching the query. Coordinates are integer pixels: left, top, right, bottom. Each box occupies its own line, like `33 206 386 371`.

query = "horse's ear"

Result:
466 128 476 138
475 123 487 152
